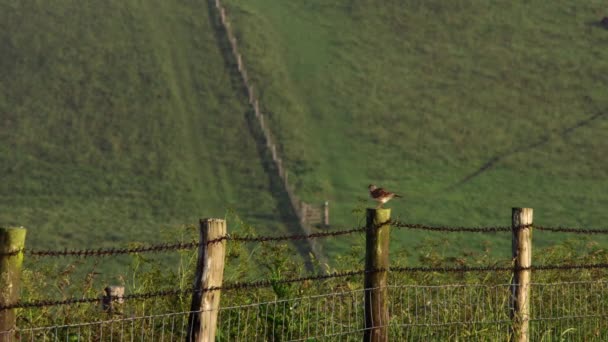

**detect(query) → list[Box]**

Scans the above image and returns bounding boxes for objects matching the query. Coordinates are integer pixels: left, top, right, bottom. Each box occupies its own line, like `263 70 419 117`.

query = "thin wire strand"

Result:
2 222 607 258
5 263 608 310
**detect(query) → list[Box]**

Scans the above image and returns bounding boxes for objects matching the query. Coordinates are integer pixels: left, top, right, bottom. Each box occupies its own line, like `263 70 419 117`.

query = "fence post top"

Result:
0 227 27 249
200 218 226 224
366 208 391 226
366 208 391 214
512 208 533 229
105 285 124 292
0 226 27 232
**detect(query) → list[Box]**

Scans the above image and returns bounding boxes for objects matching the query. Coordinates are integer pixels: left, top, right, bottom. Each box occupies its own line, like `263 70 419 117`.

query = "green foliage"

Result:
14 233 608 340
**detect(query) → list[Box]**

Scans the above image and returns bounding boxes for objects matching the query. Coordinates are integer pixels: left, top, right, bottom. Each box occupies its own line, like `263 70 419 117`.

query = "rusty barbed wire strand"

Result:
392 221 608 234
0 288 190 311
0 227 369 258
535 226 608 234
4 262 608 310
2 222 607 258
390 263 608 273
390 265 513 273
390 221 514 232
0 269 372 310
208 226 368 244
0 241 202 258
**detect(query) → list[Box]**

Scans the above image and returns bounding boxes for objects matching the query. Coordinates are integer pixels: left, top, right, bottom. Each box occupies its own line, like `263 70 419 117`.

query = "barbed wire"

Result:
392 221 608 234
390 221 513 232
208 226 368 245
0 227 369 258
535 226 608 234
0 269 371 310
390 262 608 273
0 288 190 311
5 262 608 310
0 242 201 258
2 222 607 258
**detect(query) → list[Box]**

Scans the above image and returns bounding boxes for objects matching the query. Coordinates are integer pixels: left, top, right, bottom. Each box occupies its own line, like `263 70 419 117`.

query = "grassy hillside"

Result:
0 0 301 257
221 0 608 258
1 0 607 271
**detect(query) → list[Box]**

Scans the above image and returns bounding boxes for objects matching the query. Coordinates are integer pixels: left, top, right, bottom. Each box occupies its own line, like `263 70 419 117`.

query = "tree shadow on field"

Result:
205 0 315 271
445 111 607 191
585 19 608 30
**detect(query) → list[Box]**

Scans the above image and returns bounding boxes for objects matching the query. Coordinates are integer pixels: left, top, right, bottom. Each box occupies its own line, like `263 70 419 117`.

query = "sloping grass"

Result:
0 0 299 263
1 0 607 269
221 0 608 259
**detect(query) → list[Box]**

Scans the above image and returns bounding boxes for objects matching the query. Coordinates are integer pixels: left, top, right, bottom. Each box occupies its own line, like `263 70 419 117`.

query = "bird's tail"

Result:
394 194 403 198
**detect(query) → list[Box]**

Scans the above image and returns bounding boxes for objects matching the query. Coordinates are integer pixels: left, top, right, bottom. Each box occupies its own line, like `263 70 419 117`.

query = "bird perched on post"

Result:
368 184 402 208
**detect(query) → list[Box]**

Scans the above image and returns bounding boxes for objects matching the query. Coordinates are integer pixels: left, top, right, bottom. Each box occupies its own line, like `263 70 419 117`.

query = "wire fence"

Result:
2 220 607 258
4 218 608 340
6 260 608 311
9 280 608 341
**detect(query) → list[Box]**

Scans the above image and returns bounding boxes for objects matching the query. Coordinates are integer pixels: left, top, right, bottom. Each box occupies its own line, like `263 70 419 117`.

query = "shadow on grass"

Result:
585 19 608 29
445 111 607 191
204 0 315 271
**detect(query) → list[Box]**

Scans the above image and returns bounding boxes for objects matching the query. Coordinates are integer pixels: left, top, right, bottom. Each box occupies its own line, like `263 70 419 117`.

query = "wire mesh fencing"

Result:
14 311 194 342
8 279 608 341
5 213 608 341
215 280 608 341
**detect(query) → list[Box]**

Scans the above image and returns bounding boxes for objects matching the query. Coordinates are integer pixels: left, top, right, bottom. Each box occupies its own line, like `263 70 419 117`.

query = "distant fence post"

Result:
0 227 26 342
510 208 533 342
300 203 307 225
187 219 227 342
364 208 390 342
323 201 329 228
102 285 125 316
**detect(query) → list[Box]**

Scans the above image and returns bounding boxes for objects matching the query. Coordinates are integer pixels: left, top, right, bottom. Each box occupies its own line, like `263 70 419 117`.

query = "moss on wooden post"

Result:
364 208 390 342
0 227 27 341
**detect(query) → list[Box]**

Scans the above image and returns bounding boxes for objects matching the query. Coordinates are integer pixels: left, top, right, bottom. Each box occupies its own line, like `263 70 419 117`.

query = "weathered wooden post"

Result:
254 100 260 117
323 201 330 228
364 208 390 342
0 227 26 342
187 219 227 342
271 145 277 162
102 285 125 315
510 208 533 342
300 203 307 225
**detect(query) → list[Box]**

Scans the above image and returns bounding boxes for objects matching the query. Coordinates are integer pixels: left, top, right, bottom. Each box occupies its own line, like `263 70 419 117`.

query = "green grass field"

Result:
0 0 299 249
221 0 608 259
1 0 607 269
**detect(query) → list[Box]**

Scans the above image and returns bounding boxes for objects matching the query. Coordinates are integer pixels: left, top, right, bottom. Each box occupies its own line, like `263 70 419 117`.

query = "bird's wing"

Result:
371 188 392 198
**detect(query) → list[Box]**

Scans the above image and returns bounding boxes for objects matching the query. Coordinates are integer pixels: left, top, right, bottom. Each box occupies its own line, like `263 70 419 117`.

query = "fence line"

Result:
391 221 513 232
5 261 608 311
210 0 329 265
2 220 606 258
5 211 608 340
10 281 608 341
534 225 608 233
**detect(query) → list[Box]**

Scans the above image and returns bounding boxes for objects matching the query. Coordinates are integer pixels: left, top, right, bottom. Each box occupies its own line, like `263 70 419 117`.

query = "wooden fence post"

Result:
323 201 330 228
364 208 390 342
0 227 26 342
187 219 227 342
510 208 533 342
300 203 308 224
102 285 125 316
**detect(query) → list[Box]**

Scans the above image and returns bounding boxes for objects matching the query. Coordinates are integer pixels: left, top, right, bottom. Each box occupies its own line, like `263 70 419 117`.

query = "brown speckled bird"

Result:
368 184 402 208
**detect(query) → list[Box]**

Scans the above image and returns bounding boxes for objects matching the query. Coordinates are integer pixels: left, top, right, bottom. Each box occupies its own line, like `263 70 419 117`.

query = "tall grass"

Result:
13 227 608 340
